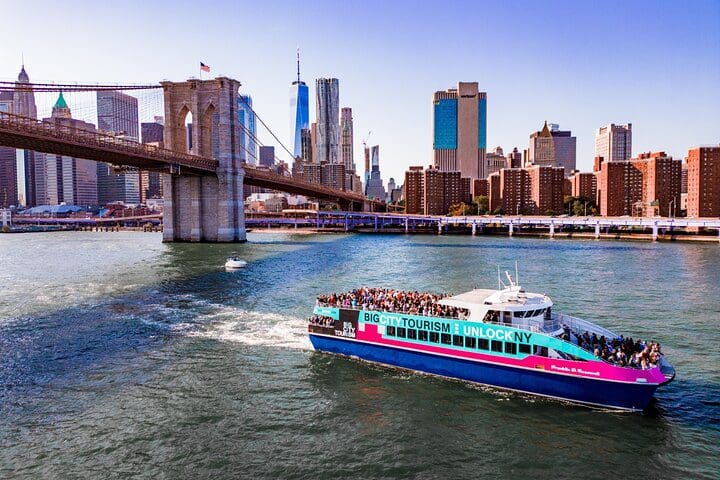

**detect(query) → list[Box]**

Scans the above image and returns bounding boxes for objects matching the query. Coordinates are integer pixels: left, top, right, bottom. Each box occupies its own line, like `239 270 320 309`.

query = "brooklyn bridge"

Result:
0 76 378 242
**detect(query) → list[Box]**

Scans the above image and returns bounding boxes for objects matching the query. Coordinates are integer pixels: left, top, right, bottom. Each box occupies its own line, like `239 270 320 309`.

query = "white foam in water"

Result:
191 306 312 350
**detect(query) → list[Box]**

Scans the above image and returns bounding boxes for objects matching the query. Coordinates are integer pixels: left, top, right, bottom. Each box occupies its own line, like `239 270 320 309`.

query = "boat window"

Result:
418 330 428 342
387 326 396 336
465 337 476 348
519 343 532 354
397 327 406 338
407 329 417 340
453 335 464 347
441 333 452 345
478 338 489 350
491 340 503 352
513 311 524 318
534 346 548 357
483 310 500 323
504 342 517 355
544 308 552 321
429 332 440 343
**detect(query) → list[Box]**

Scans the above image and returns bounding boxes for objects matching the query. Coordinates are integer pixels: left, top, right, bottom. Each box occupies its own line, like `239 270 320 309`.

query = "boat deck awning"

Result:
438 289 498 310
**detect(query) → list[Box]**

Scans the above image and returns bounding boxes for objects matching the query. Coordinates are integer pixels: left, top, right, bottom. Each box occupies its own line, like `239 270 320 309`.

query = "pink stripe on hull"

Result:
357 324 665 384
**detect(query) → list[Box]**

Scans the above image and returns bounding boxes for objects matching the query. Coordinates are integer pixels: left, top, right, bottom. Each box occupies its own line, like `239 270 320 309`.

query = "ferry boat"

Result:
308 274 675 412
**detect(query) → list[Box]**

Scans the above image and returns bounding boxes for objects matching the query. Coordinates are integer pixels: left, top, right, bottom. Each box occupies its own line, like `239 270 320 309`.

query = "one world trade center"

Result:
290 49 309 159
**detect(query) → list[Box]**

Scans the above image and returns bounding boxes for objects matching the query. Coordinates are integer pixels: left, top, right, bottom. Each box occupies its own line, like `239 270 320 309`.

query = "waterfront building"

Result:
687 145 720 218
13 65 39 207
300 128 313 163
596 160 643 216
433 82 487 180
365 145 386 200
528 122 576 176
595 123 632 162
290 51 309 159
315 78 340 165
321 163 346 191
473 178 489 198
238 94 258 164
506 147 522 169
424 167 456 215
259 146 275 168
340 107 357 191
36 94 98 207
485 147 506 179
499 168 533 215
340 107 354 172
301 162 322 184
404 166 424 214
527 165 565 215
0 92 18 207
387 178 396 203
569 170 597 200
140 121 164 202
96 91 140 204
597 152 681 217
634 152 682 217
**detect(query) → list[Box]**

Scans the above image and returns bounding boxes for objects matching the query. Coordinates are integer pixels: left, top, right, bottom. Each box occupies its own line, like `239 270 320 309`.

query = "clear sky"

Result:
2 0 719 184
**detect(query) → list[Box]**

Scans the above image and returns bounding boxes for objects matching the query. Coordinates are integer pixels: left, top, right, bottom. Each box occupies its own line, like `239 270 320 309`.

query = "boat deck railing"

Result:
550 312 619 339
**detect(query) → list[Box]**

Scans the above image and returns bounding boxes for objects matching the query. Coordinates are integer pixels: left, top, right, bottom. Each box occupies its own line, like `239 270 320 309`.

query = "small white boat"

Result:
224 257 247 269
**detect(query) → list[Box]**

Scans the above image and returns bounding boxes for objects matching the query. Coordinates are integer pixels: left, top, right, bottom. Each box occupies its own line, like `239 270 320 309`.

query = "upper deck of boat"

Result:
438 288 550 312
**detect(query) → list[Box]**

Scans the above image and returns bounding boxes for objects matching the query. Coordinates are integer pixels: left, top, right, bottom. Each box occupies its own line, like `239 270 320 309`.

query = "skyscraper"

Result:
365 145 386 200
140 121 164 202
0 91 18 207
259 146 275 168
37 94 98 207
315 78 340 165
433 82 487 180
96 91 140 204
595 123 632 162
289 50 309 159
13 65 38 207
238 94 258 164
528 121 576 176
340 107 354 172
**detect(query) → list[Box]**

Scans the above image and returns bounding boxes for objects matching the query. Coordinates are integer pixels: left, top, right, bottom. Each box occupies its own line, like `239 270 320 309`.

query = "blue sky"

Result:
2 0 719 184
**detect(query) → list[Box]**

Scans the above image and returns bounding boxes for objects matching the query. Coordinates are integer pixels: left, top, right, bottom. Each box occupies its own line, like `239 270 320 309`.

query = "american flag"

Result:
200 62 210 73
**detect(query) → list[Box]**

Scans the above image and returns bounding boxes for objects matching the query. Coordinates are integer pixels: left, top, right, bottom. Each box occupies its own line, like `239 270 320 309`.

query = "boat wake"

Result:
190 306 311 350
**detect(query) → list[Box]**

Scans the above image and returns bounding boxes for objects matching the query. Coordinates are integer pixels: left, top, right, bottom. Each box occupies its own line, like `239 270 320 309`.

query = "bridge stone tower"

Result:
161 77 246 242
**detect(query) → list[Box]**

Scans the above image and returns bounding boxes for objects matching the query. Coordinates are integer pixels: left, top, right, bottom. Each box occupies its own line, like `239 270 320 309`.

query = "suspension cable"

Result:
237 95 295 161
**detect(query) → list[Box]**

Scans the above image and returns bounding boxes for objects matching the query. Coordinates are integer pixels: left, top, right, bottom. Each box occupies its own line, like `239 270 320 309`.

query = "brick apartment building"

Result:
687 145 720 218
404 166 471 215
597 152 681 217
569 170 597 200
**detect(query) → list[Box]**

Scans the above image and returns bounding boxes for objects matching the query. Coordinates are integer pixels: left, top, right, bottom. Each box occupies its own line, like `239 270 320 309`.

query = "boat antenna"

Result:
497 265 502 290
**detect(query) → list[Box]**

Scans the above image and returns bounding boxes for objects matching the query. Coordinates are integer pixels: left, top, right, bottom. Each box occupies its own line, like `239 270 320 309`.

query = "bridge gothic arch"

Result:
160 77 246 242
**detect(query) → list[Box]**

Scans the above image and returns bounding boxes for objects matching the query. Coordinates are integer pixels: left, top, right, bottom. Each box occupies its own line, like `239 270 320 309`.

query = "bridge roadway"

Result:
0 111 372 208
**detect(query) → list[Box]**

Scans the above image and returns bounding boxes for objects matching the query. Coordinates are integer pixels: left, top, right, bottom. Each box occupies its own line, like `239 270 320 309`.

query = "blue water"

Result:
0 231 718 479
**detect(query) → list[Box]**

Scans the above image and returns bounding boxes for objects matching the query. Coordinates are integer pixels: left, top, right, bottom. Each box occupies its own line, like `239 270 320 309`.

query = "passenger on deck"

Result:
316 288 469 319
566 325 663 370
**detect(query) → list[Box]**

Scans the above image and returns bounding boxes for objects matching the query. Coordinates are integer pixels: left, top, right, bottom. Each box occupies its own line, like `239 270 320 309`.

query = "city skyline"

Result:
0 0 718 185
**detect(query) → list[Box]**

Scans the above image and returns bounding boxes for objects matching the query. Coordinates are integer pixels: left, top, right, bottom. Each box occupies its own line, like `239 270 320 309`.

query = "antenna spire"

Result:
296 47 301 83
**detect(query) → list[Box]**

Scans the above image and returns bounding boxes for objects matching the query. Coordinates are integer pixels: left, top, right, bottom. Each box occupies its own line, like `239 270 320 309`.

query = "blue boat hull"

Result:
309 334 659 411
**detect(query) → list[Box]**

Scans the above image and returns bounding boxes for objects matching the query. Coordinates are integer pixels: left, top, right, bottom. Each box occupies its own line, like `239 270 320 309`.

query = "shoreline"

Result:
4 225 718 244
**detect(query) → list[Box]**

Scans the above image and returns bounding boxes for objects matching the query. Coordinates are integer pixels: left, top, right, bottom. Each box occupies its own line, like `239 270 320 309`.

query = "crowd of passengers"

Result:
316 288 469 319
561 325 663 369
308 315 335 327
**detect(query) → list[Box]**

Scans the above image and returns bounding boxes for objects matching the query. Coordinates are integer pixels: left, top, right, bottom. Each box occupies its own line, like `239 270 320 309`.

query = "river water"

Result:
0 231 718 479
